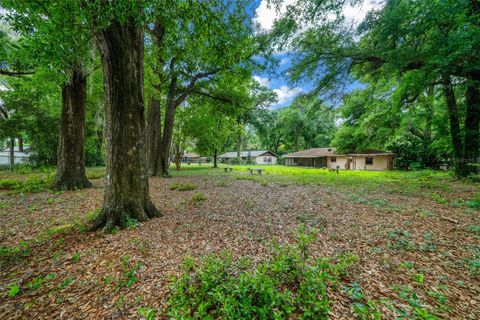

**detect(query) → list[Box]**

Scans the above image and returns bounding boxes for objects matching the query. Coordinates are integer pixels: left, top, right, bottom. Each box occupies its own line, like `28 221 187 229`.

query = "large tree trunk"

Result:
464 81 480 171
443 77 467 177
146 97 161 175
53 68 92 191
94 18 159 232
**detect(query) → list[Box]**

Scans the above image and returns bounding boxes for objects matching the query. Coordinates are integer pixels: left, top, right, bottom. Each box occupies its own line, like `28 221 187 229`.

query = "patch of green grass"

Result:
412 273 425 285
465 246 480 275
191 192 207 204
26 273 56 290
431 193 448 205
59 275 75 289
0 241 30 261
466 200 480 209
387 229 415 251
86 167 105 180
169 182 196 191
0 174 54 193
46 224 74 237
72 252 81 263
468 225 480 236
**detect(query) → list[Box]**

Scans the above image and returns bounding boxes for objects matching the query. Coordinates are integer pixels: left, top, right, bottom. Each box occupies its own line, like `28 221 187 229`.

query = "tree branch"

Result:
174 68 222 107
0 69 35 77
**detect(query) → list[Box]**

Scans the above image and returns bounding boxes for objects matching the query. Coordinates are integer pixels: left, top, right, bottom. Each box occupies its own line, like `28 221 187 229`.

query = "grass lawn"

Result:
0 165 479 318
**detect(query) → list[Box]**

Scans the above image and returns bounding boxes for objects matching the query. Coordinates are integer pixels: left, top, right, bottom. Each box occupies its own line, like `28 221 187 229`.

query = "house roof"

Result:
283 147 393 158
183 152 200 158
219 150 278 158
283 148 343 158
348 149 395 156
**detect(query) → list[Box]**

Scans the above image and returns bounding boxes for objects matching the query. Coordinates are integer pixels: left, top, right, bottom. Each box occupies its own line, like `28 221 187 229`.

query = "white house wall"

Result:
255 156 277 165
327 156 348 170
354 155 390 171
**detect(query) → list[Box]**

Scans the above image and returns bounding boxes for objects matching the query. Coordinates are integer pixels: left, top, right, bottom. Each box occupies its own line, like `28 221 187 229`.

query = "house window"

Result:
330 157 336 162
263 157 268 162
365 157 373 165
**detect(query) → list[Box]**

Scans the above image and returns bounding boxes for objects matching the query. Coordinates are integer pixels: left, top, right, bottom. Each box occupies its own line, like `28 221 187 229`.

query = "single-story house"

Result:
181 152 200 163
219 150 278 165
283 148 394 171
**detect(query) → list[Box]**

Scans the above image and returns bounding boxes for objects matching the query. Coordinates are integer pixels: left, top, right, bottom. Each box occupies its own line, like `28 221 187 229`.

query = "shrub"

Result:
169 182 196 191
191 192 207 204
166 227 357 319
0 175 53 193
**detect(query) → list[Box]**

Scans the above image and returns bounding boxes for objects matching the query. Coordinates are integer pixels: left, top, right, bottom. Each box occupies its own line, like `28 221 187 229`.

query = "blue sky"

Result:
250 0 383 109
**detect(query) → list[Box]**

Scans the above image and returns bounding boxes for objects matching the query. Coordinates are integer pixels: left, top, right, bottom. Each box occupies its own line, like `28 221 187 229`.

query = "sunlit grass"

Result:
173 164 457 194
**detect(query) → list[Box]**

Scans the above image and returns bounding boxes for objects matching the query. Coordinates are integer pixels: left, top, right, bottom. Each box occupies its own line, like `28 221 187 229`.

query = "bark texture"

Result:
158 80 176 177
464 82 480 168
9 138 14 169
53 68 92 191
94 19 159 232
18 137 24 152
146 97 161 175
443 78 465 176
213 149 218 168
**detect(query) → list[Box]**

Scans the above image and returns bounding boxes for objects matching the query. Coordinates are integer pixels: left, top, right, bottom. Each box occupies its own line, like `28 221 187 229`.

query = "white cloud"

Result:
254 0 383 31
253 75 270 87
342 0 383 25
273 85 302 106
253 0 296 31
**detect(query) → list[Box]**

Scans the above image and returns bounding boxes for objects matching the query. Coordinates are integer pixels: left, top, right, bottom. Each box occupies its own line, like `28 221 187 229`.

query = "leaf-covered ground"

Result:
0 166 479 319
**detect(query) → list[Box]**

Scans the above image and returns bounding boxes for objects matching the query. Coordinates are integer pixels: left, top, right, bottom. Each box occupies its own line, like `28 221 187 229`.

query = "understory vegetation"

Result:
1 165 479 318
167 227 357 319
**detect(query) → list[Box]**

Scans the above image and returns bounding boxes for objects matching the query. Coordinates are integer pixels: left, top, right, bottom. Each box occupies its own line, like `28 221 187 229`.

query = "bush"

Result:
191 192 207 204
0 174 53 193
167 227 357 319
169 182 196 191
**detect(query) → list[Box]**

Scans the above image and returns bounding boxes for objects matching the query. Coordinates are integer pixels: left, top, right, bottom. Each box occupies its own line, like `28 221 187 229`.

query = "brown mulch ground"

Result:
0 173 479 319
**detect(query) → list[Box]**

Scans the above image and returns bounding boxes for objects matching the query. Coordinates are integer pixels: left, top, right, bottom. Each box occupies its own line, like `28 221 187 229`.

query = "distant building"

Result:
219 150 278 165
0 145 30 165
283 147 394 171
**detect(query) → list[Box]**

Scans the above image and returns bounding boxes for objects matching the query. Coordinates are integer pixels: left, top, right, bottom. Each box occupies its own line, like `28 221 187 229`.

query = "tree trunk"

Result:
443 77 466 177
146 97 161 175
175 150 182 170
94 18 159 232
464 81 480 171
213 149 218 168
158 98 176 177
18 137 24 152
9 138 14 170
53 68 92 191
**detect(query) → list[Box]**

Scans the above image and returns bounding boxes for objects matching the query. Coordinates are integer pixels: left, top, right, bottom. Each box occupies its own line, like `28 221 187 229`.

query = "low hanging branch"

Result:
0 68 35 76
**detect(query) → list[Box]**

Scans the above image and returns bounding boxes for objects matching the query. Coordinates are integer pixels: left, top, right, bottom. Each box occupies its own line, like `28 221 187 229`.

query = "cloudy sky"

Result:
252 0 383 109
